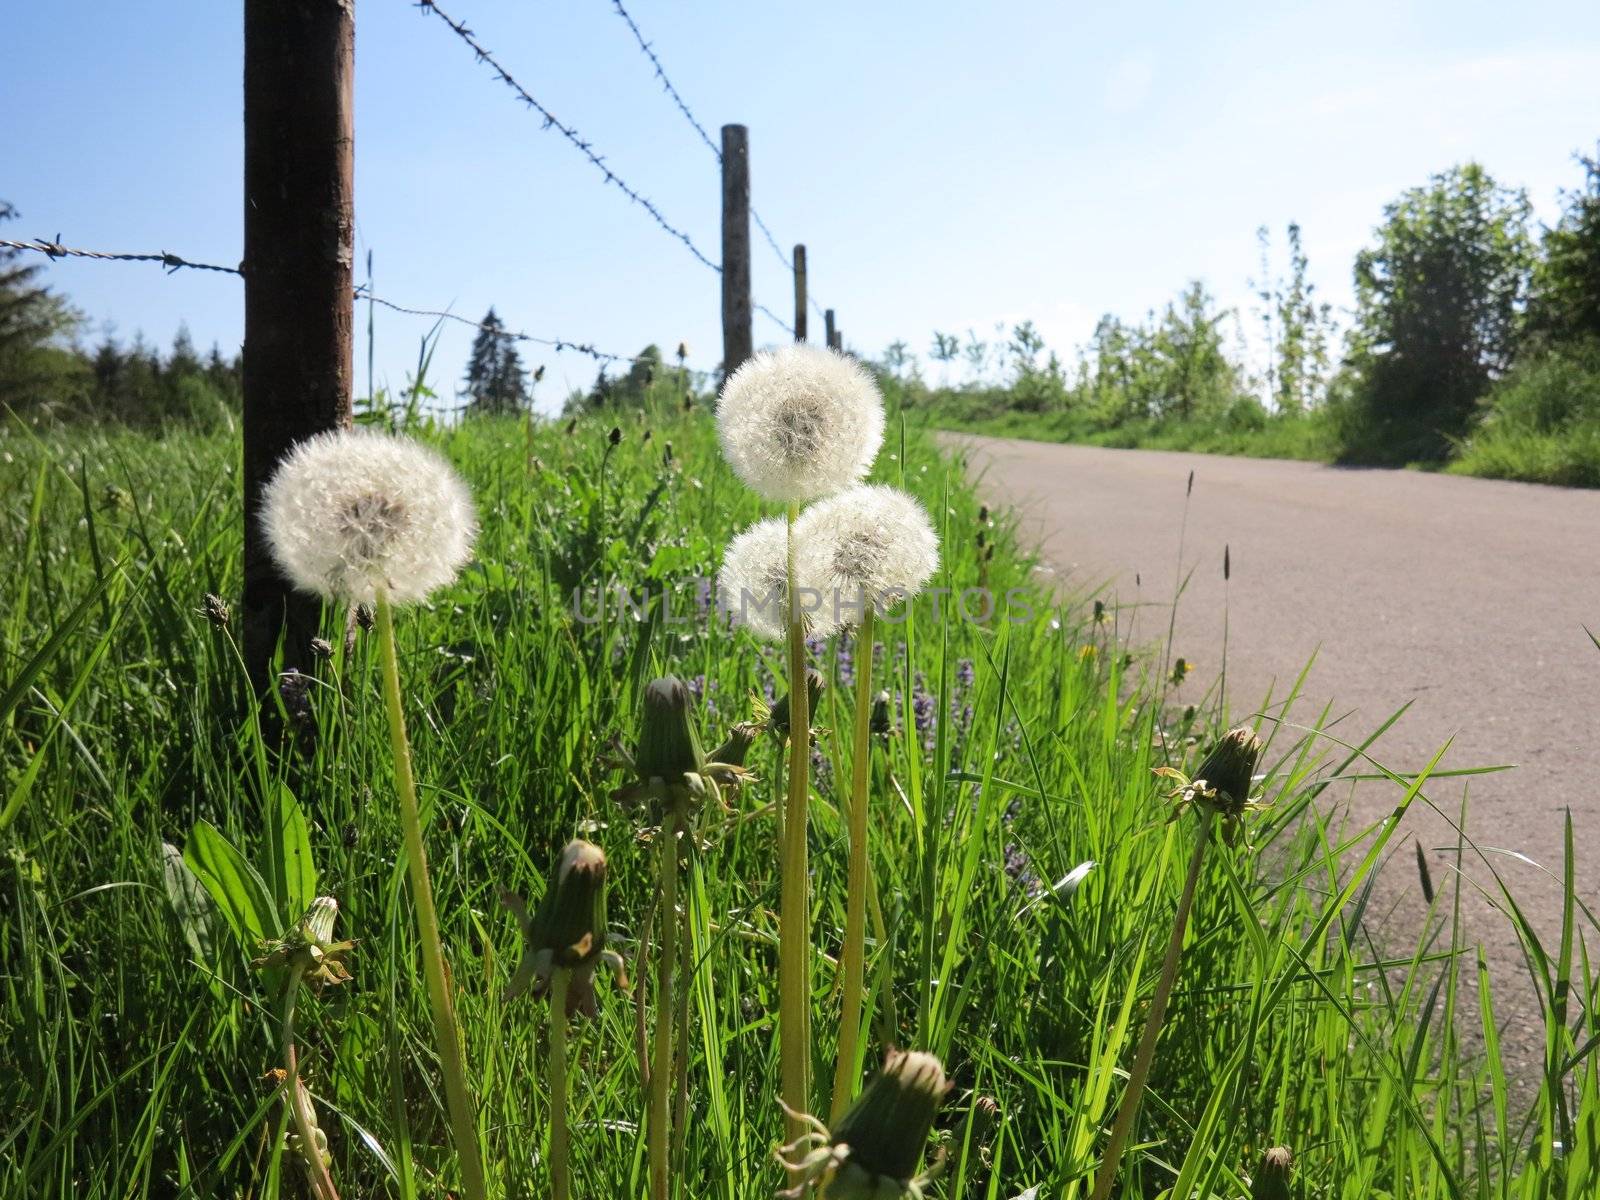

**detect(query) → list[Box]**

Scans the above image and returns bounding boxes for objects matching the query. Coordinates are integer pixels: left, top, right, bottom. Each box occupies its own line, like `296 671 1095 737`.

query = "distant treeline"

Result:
0 205 243 429
888 153 1600 480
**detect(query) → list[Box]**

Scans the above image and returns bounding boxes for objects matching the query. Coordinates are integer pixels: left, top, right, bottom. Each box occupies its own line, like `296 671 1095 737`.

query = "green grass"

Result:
1 406 1596 1198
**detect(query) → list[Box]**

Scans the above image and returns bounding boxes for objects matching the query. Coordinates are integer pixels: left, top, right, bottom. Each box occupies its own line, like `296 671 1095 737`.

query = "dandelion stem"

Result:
1088 809 1214 1200
672 847 693 1171
373 591 487 1200
548 968 572 1200
830 606 876 1121
282 962 339 1200
648 811 678 1200
779 500 813 1138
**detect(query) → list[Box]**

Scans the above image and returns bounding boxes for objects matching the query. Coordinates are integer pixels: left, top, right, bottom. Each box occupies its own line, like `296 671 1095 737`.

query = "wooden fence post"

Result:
720 124 752 378
241 0 355 690
824 308 837 351
792 244 807 343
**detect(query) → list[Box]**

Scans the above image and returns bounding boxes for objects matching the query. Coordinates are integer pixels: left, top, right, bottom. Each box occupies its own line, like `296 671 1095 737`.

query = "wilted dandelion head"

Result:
716 344 884 503
794 485 939 627
261 428 477 606
717 516 791 641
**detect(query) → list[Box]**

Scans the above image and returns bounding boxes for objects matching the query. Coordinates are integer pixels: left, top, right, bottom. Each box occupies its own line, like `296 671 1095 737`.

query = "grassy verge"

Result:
0 407 1595 1198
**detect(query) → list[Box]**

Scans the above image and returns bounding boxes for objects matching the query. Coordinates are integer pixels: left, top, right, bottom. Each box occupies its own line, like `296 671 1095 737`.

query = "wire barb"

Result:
0 237 241 276
414 0 720 275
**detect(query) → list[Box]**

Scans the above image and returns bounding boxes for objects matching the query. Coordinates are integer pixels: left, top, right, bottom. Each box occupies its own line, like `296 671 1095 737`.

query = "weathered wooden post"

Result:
241 0 355 689
824 307 837 351
720 124 752 377
792 244 807 343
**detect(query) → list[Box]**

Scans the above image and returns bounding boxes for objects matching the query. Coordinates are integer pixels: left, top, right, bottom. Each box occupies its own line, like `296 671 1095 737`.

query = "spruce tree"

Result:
461 308 530 416
0 201 80 408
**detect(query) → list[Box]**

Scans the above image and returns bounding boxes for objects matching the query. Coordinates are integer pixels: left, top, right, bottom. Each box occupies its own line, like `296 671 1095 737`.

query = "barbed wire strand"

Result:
606 0 718 159
414 0 720 275
753 302 794 337
0 237 241 276
4 235 704 371
606 0 828 323
355 287 708 370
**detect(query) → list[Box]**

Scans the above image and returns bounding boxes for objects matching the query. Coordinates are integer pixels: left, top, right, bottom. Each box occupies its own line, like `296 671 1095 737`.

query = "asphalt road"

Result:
943 432 1600 1080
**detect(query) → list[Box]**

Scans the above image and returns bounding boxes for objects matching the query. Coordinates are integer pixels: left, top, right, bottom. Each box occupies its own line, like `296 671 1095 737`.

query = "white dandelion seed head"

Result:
716 516 793 641
261 427 477 606
794 485 939 629
715 344 885 504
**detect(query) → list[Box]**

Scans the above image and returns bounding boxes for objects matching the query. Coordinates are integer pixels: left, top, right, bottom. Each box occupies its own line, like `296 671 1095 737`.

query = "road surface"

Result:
944 432 1600 1080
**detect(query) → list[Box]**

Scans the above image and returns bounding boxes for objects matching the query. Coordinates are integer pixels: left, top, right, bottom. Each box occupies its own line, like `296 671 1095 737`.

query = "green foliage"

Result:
1526 153 1600 350
1253 223 1336 414
3 415 1595 1198
1449 339 1600 486
0 201 84 413
1345 163 1536 460
565 344 704 416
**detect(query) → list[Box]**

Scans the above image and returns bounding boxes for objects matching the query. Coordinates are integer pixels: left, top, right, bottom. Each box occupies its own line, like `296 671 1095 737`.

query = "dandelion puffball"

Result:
716 344 884 504
717 516 792 641
794 484 939 627
261 427 477 606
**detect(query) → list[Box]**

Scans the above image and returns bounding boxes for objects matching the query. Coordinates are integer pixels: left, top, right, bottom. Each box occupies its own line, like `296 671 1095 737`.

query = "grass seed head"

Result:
201 592 230 629
261 428 477 606
716 343 884 504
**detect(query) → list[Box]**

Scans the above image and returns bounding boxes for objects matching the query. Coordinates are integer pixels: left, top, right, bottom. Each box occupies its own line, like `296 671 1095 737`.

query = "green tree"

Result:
1346 163 1535 458
0 201 82 412
569 344 666 414
1253 222 1335 414
461 308 530 416
1526 150 1600 348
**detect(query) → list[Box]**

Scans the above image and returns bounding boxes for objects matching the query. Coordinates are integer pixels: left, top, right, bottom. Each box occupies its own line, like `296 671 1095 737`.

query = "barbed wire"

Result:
7 233 707 371
0 236 241 276
753 302 795 337
605 0 828 322
606 0 718 159
413 0 720 275
355 286 702 369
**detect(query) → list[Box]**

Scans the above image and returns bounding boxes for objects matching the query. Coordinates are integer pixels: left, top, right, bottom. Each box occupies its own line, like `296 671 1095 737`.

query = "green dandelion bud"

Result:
1192 725 1264 816
710 721 762 768
770 668 826 742
834 1050 951 1184
538 840 609 968
613 676 747 826
252 896 354 989
870 689 892 738
779 1050 952 1198
636 676 707 779
503 840 626 1018
1251 1146 1294 1200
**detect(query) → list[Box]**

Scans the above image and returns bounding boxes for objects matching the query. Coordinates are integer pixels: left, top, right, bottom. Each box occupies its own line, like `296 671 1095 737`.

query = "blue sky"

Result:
3 0 1597 411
